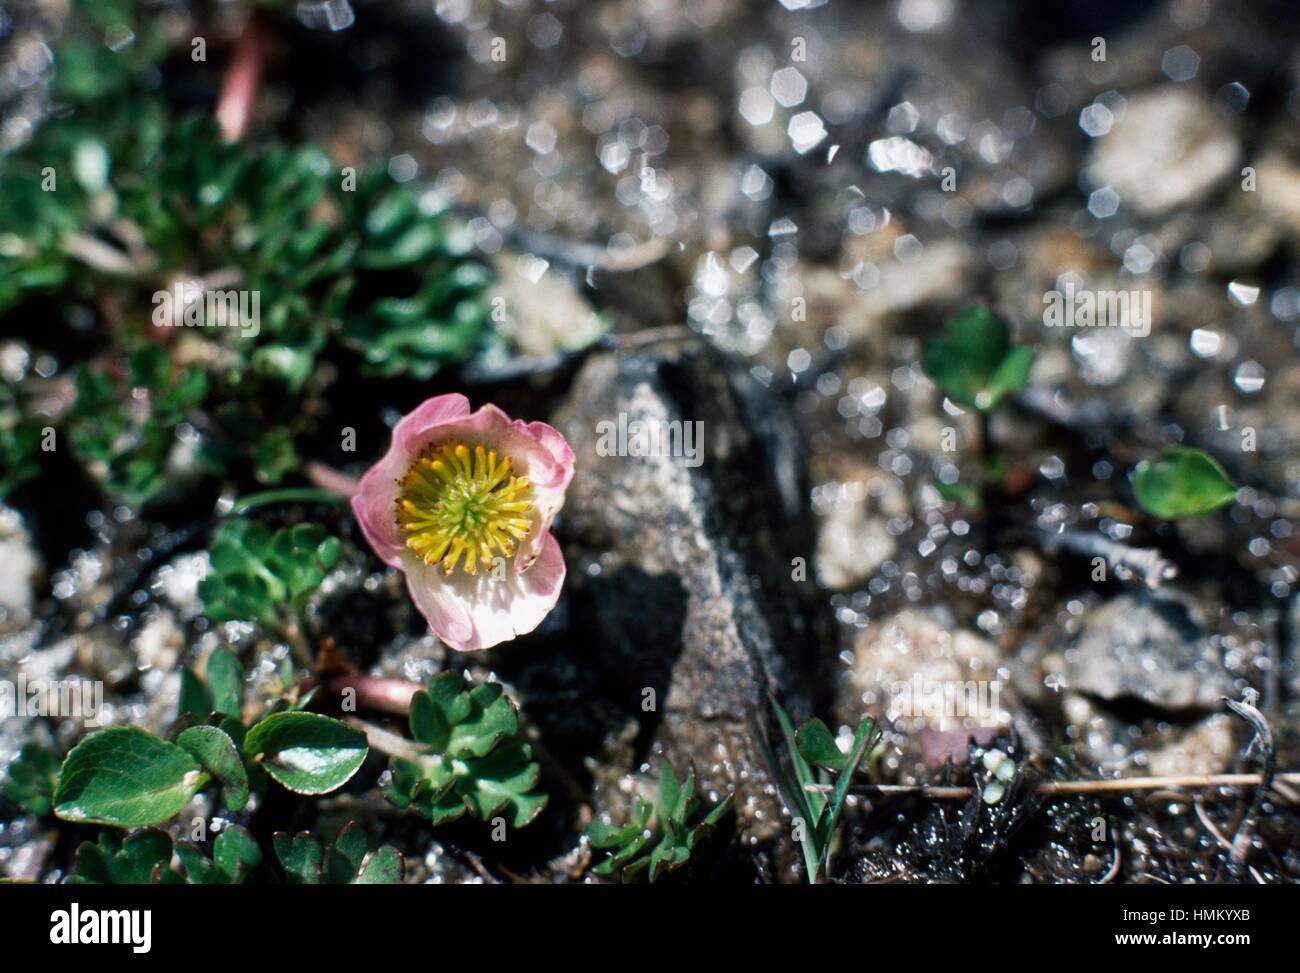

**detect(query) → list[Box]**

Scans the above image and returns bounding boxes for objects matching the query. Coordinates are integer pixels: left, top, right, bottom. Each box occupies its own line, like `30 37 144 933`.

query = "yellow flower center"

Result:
395 441 534 575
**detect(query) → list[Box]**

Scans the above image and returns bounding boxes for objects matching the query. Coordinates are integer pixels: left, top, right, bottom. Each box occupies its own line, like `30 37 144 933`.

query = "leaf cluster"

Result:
383 672 548 829
197 518 341 634
51 648 366 828
583 758 732 882
65 821 401 884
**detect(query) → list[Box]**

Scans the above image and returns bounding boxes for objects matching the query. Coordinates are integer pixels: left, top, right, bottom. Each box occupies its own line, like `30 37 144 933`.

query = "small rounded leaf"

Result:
243 712 367 795
1133 447 1238 519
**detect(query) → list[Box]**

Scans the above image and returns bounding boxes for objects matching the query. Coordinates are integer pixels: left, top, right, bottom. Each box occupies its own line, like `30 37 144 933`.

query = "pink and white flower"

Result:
350 393 574 651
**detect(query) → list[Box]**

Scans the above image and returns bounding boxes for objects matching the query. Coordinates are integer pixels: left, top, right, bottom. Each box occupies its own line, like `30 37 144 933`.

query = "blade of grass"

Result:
814 719 879 877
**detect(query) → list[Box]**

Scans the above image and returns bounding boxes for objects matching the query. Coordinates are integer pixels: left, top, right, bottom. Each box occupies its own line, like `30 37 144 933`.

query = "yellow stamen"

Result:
395 441 534 576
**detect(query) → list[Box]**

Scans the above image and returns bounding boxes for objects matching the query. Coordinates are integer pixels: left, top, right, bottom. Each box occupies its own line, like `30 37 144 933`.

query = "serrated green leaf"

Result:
385 675 546 829
200 519 341 632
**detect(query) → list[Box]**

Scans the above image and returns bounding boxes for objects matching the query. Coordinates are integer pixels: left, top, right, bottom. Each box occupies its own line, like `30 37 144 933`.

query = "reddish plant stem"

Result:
324 673 421 715
216 17 264 143
304 460 360 500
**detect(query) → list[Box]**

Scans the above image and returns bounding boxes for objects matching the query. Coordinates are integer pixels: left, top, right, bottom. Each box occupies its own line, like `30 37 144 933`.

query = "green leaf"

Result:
67 829 175 884
274 832 323 884
357 845 404 884
407 673 518 758
177 667 212 720
243 712 367 795
2 744 61 815
796 719 846 772
817 718 880 853
274 824 403 884
205 647 244 718
456 740 548 828
764 702 879 883
1133 447 1238 519
54 727 208 827
773 700 823 825
176 825 262 884
922 306 1033 412
655 756 681 823
176 725 249 811
324 822 369 884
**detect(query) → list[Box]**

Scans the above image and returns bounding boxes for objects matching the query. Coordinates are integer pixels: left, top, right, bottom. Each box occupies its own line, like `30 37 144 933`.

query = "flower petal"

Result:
351 393 474 567
394 392 472 454
405 533 566 651
402 554 476 647
524 419 576 493
351 467 404 567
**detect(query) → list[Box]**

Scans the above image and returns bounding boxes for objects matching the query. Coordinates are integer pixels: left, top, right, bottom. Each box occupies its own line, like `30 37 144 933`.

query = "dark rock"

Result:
553 337 824 872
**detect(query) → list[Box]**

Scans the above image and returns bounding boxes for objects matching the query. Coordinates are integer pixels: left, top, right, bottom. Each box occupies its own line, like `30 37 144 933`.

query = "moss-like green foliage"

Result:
198 519 341 633
66 346 208 505
2 744 61 815
1 0 494 500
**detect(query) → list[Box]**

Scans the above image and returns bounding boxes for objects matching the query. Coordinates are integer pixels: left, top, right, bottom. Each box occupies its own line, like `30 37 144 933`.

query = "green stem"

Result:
229 487 345 515
343 716 427 761
804 833 825 885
